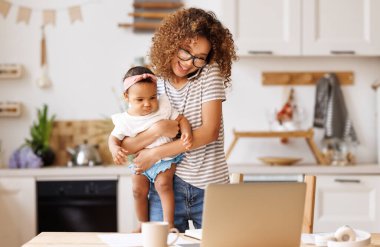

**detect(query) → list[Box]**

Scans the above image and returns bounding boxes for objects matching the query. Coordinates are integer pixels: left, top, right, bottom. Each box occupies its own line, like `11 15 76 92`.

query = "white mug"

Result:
142 222 179 247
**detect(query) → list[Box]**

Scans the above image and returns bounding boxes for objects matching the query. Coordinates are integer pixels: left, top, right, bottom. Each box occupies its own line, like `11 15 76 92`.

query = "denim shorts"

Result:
129 154 183 183
149 175 204 232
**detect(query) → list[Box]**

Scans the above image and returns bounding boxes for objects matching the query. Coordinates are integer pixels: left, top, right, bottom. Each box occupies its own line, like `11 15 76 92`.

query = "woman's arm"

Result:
120 119 180 154
186 99 222 148
133 100 222 172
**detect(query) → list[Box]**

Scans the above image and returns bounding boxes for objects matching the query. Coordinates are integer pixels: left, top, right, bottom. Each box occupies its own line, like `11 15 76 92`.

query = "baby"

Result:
108 66 192 232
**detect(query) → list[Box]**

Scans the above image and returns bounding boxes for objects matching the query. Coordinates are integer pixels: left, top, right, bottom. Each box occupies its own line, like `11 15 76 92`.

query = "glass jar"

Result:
322 140 357 166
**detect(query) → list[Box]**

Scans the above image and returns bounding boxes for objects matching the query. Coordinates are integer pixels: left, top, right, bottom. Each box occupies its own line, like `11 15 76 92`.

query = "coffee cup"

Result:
142 221 179 247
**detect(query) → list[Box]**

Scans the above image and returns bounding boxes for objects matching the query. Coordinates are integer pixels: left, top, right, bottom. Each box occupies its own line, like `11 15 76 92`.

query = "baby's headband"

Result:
123 73 157 91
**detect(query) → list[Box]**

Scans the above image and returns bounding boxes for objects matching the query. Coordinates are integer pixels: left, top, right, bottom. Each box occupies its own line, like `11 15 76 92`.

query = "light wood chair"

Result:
302 175 316 234
228 173 316 234
229 173 244 184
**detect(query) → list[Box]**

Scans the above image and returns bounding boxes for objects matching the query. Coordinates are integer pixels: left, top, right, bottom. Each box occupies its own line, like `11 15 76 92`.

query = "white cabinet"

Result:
222 0 301 55
118 175 138 232
222 0 380 56
314 175 380 232
0 177 36 247
303 0 380 55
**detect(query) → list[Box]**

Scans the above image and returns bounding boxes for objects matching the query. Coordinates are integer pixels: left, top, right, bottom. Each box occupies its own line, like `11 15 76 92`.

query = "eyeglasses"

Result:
177 48 207 68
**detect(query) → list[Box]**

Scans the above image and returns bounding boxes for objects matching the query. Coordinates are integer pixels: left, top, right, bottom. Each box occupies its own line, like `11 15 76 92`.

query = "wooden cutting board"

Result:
49 120 114 166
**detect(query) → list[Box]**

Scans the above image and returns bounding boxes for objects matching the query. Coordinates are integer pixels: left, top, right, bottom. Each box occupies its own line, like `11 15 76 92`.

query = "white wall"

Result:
0 0 379 167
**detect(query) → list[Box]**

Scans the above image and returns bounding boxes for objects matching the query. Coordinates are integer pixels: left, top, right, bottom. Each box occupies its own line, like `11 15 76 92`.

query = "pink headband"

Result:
123 73 157 91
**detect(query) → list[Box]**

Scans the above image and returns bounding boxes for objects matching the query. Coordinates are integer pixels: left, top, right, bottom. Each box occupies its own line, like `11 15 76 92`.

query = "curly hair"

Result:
149 7 237 88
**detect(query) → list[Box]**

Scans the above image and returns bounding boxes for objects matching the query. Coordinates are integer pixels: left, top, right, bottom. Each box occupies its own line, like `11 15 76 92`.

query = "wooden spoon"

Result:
36 25 52 88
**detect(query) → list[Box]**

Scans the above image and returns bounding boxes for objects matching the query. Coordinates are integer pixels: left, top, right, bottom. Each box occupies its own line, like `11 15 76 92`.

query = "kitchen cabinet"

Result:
0 177 36 247
303 0 380 55
118 175 138 232
222 0 380 56
0 172 139 247
313 175 380 232
221 0 301 56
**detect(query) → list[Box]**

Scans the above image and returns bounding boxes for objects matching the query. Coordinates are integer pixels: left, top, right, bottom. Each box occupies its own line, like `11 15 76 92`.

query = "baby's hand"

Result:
181 132 193 150
111 147 128 165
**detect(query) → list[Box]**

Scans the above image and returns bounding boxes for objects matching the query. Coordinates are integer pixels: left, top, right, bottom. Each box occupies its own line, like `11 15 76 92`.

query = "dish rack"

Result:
225 128 328 165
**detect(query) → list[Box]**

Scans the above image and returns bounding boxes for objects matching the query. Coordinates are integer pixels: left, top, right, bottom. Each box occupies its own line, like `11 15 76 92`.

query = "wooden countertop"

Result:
22 232 380 247
22 232 198 247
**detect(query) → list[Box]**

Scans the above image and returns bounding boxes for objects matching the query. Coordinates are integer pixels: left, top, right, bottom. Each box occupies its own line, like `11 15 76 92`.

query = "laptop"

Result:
182 182 306 247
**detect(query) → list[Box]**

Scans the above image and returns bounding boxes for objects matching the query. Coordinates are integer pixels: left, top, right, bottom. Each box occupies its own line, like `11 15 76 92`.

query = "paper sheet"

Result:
184 229 202 240
98 233 193 247
301 233 316 244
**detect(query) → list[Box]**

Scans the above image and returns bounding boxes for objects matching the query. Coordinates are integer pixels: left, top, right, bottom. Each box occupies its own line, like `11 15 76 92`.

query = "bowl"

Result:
258 156 302 166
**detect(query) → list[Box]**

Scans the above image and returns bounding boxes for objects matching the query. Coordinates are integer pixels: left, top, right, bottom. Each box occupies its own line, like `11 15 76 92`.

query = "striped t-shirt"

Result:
157 63 230 189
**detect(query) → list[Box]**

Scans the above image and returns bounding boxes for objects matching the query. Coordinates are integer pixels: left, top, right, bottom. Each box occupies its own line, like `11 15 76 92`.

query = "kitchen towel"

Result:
313 73 358 143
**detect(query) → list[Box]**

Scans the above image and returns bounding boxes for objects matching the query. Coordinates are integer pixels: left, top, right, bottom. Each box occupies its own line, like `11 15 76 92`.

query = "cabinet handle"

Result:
330 50 356 55
248 50 273 55
334 178 361 183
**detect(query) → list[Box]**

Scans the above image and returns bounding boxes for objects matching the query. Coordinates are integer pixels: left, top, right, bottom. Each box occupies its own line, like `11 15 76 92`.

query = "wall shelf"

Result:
0 64 23 79
262 71 354 86
133 2 183 9
128 12 170 19
0 102 22 117
226 128 328 165
118 1 183 32
118 22 160 30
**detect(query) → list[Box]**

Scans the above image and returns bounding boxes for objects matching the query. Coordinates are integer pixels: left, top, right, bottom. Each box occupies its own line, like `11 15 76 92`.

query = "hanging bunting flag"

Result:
17 6 31 24
0 0 91 26
43 9 56 26
0 0 11 18
68 6 82 24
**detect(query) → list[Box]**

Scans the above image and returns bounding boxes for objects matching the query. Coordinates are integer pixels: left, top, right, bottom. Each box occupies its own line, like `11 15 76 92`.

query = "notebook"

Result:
181 182 306 247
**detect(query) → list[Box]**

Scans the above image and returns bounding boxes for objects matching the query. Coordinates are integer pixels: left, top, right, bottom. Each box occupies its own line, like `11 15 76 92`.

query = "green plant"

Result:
25 104 56 165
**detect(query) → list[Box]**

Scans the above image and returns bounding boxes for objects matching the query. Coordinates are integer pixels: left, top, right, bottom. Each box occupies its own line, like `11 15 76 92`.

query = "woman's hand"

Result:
181 131 193 150
151 120 179 138
132 148 161 174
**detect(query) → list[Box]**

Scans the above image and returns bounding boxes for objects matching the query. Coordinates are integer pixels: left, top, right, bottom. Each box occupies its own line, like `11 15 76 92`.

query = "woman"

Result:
121 7 237 232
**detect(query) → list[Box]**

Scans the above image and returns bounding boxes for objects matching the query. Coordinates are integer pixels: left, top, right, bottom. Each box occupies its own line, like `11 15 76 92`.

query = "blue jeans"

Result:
149 175 204 232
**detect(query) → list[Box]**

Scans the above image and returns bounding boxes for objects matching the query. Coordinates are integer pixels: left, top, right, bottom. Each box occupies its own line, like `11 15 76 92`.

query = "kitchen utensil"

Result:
258 156 302 166
36 26 52 88
66 140 102 166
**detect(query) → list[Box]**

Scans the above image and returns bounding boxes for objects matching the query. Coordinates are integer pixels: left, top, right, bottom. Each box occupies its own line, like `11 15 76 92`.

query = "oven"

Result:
37 179 117 233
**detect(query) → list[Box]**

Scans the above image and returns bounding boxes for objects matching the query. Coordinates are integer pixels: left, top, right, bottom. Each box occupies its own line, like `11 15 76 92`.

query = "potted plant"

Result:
25 104 56 166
